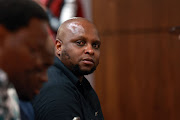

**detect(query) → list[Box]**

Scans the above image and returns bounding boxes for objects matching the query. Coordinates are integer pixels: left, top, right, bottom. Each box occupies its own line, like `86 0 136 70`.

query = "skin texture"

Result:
55 18 101 81
0 18 54 101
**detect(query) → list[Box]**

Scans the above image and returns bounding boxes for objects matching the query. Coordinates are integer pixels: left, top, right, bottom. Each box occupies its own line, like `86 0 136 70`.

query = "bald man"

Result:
32 17 104 120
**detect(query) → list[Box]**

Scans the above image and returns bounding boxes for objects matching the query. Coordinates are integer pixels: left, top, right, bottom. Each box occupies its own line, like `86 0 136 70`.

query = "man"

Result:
32 17 104 120
0 0 54 119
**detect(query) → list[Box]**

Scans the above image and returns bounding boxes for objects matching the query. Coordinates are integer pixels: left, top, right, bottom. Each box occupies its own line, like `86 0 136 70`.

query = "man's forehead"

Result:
66 22 85 34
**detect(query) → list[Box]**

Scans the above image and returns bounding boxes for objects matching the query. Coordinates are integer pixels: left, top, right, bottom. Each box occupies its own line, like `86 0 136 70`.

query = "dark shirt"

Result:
19 100 35 120
32 57 104 120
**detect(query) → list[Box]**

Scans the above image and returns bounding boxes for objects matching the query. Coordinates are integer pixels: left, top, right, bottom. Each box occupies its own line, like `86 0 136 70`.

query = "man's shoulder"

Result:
47 64 77 87
47 65 61 75
40 66 78 96
47 65 68 83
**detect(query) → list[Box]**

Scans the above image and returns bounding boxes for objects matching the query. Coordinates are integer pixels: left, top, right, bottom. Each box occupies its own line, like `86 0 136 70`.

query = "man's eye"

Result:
76 41 85 46
92 43 100 49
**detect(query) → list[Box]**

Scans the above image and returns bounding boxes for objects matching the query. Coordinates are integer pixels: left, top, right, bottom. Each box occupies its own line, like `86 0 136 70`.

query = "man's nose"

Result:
84 44 94 55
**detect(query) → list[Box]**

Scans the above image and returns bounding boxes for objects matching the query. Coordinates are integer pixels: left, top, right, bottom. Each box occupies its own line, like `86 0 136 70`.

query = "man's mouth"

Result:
82 58 94 65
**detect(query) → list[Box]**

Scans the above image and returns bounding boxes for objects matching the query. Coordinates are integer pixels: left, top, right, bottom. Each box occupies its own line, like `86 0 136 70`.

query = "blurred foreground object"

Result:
0 69 20 120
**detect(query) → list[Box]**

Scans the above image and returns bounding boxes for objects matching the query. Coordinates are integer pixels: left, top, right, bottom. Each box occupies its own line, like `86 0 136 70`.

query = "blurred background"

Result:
93 0 180 120
39 0 180 119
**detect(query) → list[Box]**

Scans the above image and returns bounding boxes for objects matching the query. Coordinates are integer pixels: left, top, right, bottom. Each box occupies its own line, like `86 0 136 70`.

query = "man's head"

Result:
56 17 101 79
0 0 54 101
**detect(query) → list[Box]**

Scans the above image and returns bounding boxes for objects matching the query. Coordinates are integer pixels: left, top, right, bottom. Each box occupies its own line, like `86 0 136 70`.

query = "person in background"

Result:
0 0 54 119
40 0 84 39
32 17 104 120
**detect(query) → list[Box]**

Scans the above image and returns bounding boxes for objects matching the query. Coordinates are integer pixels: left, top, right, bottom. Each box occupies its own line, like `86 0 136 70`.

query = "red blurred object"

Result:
40 0 84 18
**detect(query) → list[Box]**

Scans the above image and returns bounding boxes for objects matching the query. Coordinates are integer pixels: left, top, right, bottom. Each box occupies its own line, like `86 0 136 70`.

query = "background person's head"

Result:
55 17 101 80
0 0 54 101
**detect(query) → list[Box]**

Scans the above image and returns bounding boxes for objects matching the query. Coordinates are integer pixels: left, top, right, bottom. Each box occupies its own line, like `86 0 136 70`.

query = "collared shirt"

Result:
19 100 34 120
32 57 104 120
0 69 20 120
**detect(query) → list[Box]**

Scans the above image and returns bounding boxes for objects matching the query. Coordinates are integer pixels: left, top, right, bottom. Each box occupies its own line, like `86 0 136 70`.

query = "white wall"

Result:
81 0 92 21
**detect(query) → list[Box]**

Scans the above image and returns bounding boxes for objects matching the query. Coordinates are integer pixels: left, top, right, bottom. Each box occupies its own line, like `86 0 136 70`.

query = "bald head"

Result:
56 17 99 42
55 17 101 79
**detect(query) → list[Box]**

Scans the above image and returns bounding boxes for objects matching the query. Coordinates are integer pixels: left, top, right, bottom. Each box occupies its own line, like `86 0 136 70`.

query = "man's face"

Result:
1 18 54 100
57 21 101 76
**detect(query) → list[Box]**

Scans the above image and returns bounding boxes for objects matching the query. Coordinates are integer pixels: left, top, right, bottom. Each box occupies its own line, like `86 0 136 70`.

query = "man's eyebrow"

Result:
76 36 86 40
73 36 101 44
92 37 101 43
94 41 101 45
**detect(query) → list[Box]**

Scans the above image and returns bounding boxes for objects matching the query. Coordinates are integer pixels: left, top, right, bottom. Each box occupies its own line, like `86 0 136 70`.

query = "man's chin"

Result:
78 68 96 75
72 64 96 76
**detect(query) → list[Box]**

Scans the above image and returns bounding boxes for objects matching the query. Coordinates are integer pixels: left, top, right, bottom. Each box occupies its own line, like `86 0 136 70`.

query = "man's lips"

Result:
82 58 94 65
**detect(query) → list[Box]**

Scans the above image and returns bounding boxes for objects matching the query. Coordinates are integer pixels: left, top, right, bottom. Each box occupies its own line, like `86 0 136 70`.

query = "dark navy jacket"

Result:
32 57 104 120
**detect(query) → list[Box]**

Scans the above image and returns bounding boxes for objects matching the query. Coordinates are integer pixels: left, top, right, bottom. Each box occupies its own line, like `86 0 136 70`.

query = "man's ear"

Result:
55 39 62 56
